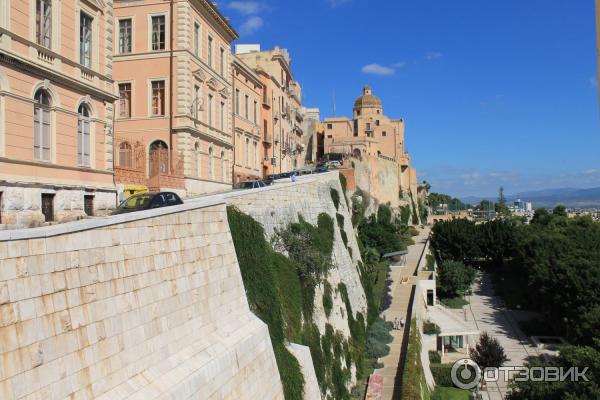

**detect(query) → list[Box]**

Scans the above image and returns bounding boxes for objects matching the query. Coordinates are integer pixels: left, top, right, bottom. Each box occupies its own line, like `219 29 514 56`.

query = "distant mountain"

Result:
461 187 600 209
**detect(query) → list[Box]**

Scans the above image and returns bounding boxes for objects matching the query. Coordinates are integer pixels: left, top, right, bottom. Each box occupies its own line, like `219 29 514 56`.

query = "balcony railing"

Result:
37 48 55 65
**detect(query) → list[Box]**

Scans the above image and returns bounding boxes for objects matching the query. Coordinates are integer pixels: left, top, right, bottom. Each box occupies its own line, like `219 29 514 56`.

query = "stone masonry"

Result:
0 200 283 400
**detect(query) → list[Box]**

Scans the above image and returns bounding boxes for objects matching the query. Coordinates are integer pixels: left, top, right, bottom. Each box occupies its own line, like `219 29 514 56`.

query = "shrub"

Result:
366 337 390 359
331 188 340 211
400 205 411 225
430 363 454 387
409 226 420 236
429 350 441 364
339 173 349 207
470 332 508 369
323 282 333 318
336 213 348 247
438 260 476 298
423 320 441 335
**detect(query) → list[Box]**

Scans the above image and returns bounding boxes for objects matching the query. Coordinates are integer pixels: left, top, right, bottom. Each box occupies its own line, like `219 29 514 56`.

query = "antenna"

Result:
332 89 336 117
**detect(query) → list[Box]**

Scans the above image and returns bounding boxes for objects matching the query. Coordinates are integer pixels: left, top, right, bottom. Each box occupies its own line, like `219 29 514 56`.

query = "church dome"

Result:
353 85 382 110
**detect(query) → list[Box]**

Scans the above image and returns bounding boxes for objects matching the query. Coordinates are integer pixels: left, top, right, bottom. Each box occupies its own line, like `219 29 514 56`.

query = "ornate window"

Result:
118 83 131 118
33 89 51 161
151 80 165 116
36 0 52 48
151 16 165 50
208 146 214 179
80 12 93 68
119 19 132 54
77 104 91 166
119 142 132 168
220 151 225 180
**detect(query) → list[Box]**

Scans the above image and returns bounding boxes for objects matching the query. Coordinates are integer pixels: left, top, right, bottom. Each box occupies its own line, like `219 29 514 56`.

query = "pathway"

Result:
462 273 540 400
377 227 430 400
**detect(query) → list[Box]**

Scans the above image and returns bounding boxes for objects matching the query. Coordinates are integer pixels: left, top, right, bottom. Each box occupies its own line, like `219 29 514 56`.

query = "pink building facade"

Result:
113 0 237 199
0 0 118 227
232 56 262 183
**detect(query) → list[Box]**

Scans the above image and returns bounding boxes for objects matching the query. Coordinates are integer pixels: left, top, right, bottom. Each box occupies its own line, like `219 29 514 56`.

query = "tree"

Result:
498 186 506 205
552 205 567 217
470 332 508 370
437 260 476 297
431 218 481 265
530 208 551 225
495 202 511 217
507 342 600 400
479 219 517 268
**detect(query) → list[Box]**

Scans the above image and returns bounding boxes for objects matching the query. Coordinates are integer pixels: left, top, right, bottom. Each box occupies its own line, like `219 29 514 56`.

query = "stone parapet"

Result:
0 200 283 399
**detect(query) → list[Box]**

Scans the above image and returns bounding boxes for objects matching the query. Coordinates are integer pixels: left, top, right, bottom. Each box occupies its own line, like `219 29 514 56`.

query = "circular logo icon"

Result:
451 358 482 390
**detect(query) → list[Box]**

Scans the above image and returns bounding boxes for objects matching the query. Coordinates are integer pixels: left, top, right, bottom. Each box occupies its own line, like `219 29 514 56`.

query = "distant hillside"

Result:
461 187 600 209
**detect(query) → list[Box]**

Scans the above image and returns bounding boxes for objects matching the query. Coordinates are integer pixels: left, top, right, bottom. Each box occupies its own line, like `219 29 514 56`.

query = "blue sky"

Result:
221 0 600 198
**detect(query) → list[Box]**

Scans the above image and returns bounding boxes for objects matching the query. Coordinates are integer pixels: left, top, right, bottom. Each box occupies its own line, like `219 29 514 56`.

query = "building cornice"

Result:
232 56 264 88
0 49 117 102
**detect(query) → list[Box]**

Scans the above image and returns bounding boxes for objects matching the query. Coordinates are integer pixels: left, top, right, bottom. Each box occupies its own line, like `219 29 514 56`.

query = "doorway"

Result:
41 193 54 222
149 140 169 176
84 195 94 216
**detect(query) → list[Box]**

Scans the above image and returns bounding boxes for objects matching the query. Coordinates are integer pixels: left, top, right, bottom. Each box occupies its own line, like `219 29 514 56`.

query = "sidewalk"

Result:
376 227 430 399
462 273 540 400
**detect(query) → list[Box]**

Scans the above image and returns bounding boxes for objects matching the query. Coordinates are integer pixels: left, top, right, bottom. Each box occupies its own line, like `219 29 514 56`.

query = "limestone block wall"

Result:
0 201 283 400
217 172 368 392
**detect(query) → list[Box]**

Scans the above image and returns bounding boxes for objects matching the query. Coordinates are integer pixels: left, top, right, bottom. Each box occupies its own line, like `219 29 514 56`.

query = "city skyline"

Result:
224 0 600 197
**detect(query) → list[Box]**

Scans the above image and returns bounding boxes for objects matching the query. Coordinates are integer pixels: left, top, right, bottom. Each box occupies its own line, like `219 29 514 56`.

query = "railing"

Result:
37 48 55 65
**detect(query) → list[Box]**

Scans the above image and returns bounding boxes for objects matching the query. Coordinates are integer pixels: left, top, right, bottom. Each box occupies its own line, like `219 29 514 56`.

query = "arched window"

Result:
208 146 213 179
119 142 132 168
77 104 91 166
34 89 52 161
149 140 168 175
253 142 258 169
245 138 249 167
220 150 225 181
194 142 201 178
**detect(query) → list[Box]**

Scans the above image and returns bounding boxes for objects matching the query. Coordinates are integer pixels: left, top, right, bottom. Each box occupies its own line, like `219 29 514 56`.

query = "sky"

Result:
220 0 600 198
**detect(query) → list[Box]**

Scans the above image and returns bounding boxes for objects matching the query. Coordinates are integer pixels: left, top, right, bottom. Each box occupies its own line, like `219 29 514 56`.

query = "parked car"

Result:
326 160 342 168
315 166 329 173
296 168 314 176
112 192 183 215
234 180 267 190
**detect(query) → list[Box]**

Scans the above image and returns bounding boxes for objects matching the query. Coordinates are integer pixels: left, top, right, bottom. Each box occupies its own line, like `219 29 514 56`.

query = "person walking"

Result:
291 172 298 182
400 317 405 328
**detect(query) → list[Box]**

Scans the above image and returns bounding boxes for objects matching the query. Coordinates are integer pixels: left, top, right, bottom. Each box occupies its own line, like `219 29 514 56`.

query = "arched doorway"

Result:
149 140 169 176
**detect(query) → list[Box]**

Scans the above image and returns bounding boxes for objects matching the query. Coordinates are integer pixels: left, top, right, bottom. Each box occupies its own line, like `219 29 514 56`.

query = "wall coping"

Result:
0 171 340 242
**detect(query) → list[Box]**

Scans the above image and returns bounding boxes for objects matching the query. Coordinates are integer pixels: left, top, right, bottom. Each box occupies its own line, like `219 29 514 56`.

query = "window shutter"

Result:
42 109 51 161
77 118 82 165
83 120 90 166
34 107 41 159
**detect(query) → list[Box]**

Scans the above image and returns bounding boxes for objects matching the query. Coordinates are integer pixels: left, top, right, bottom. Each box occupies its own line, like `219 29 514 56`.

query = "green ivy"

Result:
226 206 305 399
331 188 341 211
336 213 348 247
323 282 333 318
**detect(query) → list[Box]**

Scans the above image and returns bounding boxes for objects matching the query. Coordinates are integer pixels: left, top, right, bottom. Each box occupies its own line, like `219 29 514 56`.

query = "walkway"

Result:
376 227 430 400
462 273 540 400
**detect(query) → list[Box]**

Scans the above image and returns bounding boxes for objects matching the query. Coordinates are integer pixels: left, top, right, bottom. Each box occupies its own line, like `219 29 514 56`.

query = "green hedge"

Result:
401 319 430 399
430 363 454 387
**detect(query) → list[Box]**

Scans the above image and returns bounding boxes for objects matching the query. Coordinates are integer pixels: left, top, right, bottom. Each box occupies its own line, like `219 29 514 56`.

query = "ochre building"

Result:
323 85 418 206
0 0 118 227
113 0 237 199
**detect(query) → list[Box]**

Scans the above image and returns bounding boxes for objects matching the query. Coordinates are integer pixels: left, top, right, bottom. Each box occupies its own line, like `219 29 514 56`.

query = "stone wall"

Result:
0 185 117 228
0 200 283 400
215 172 368 394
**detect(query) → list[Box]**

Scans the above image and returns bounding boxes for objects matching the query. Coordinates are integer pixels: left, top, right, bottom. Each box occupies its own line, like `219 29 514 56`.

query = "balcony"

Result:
262 96 272 108
36 47 55 66
263 132 273 145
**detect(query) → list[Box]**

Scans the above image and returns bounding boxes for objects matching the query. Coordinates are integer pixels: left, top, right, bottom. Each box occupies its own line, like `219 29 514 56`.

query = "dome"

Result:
353 85 382 110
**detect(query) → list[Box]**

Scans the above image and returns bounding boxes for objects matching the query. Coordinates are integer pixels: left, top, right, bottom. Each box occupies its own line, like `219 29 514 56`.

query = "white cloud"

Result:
590 76 598 88
361 63 395 76
426 52 443 60
239 16 264 35
227 1 263 15
327 0 352 7
393 61 407 68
